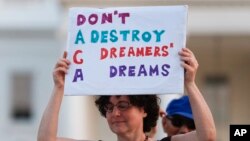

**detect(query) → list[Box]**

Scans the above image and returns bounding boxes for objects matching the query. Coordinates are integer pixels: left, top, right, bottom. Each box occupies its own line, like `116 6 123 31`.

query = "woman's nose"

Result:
111 106 121 116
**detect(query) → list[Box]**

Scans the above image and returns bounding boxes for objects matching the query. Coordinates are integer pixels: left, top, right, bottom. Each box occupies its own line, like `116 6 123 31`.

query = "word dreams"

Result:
72 64 171 82
110 64 170 78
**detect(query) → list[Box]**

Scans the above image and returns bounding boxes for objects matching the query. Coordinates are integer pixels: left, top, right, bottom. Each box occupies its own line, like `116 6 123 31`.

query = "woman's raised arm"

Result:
172 48 216 141
37 52 77 141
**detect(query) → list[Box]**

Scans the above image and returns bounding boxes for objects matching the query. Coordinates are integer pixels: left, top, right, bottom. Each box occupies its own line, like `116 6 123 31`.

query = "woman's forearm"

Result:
37 86 64 141
186 82 216 141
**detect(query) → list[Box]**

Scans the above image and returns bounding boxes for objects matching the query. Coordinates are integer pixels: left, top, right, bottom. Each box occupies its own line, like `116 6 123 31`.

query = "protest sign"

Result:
64 6 188 95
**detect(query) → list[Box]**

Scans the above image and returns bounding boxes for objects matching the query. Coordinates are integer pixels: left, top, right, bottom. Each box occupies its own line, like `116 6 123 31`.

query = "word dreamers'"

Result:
77 10 130 25
100 43 174 60
75 29 165 44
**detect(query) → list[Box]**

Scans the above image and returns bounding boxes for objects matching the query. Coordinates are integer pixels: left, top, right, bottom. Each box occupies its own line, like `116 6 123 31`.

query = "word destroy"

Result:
74 29 165 44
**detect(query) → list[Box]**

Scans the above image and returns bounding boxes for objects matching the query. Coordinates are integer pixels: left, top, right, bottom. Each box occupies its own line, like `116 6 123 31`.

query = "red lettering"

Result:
128 47 135 57
154 46 161 57
145 47 152 56
110 47 117 58
120 47 126 57
162 45 169 57
73 50 83 64
100 45 171 60
136 47 144 57
100 48 109 60
170 42 174 48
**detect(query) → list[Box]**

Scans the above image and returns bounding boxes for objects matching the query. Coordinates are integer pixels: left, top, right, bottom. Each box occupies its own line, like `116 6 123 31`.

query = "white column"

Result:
59 96 100 140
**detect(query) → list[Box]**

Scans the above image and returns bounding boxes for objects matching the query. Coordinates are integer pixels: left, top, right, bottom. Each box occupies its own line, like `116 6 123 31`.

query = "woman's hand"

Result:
53 51 71 88
179 48 199 85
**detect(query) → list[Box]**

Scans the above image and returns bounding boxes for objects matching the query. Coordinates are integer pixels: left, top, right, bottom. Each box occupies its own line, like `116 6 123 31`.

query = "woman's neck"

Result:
117 132 147 141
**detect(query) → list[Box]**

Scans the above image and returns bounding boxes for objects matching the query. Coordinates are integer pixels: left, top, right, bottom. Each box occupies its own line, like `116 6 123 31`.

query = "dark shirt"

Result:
160 136 171 141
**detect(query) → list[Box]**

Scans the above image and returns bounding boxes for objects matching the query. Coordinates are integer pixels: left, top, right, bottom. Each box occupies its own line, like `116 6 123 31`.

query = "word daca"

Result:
75 29 165 44
77 10 130 26
110 64 171 78
100 43 174 60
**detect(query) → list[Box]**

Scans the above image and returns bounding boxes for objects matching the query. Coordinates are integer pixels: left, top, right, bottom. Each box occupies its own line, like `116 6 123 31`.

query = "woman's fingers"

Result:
54 67 68 75
63 51 67 59
55 59 70 68
53 51 70 86
55 58 70 70
179 48 199 83
181 56 198 67
181 62 193 71
179 48 198 66
178 48 193 57
182 47 193 54
55 51 70 68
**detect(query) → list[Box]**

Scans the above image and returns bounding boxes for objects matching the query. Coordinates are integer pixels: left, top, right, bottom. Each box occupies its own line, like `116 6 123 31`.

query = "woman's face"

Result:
105 96 146 135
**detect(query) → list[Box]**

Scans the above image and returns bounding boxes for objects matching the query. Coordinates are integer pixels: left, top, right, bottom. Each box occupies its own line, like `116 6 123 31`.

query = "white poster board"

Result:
65 6 188 95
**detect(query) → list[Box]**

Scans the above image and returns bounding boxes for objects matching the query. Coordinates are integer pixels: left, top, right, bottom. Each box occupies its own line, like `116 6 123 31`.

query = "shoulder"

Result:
148 137 155 141
57 138 91 141
170 131 198 141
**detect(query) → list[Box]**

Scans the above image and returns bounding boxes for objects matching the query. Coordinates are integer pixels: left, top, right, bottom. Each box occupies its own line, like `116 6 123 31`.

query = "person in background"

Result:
161 95 195 136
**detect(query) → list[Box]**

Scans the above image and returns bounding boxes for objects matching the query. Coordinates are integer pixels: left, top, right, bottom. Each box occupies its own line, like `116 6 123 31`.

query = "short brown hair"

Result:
95 95 160 132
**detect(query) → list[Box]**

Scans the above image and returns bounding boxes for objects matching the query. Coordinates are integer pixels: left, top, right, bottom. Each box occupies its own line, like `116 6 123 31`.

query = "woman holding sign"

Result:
37 48 216 141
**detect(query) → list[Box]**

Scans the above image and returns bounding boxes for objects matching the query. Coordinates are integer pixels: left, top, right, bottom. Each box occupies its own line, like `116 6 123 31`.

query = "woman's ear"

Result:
143 112 148 118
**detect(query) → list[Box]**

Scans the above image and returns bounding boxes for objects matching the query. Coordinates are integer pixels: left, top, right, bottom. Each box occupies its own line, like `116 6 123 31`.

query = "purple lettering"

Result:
138 65 147 76
128 66 136 76
149 65 159 76
77 14 86 26
118 13 130 24
101 13 112 24
110 66 117 78
161 64 170 76
89 14 98 25
119 65 127 76
73 69 84 82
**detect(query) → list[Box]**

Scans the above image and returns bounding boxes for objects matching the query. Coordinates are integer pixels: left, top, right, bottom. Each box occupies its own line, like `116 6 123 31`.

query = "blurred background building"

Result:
1 0 250 141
